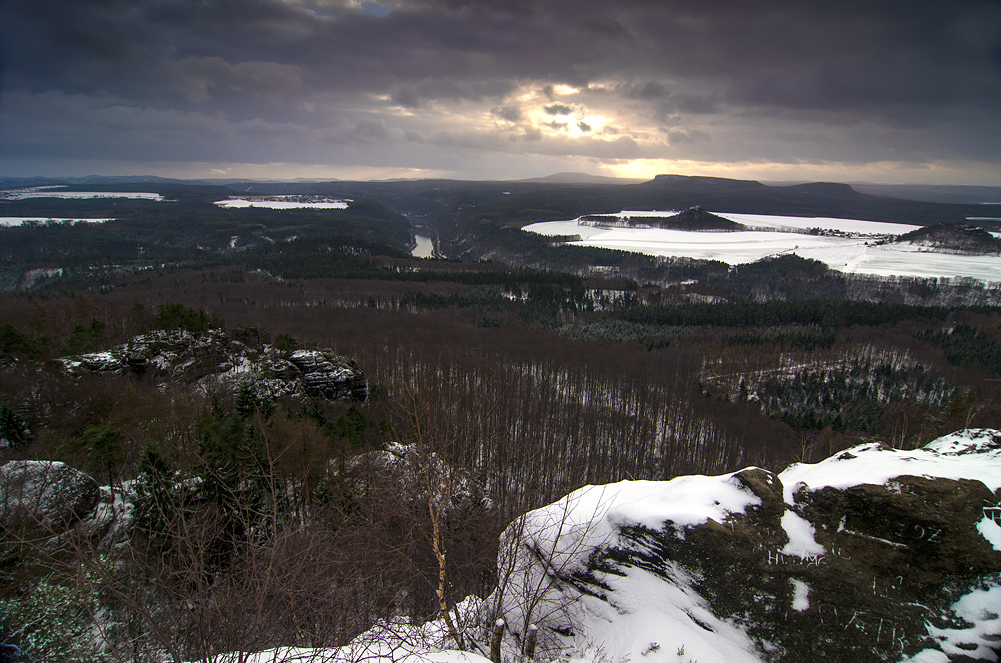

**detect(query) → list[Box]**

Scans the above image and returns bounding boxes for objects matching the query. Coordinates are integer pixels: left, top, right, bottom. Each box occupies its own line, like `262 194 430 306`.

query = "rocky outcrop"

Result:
338 443 488 521
0 460 135 552
57 329 367 402
288 349 367 401
492 429 1001 663
0 460 99 536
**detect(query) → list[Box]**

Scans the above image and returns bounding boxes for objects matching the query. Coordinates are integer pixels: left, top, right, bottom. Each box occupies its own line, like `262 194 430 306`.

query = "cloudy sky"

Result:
1 0 1000 183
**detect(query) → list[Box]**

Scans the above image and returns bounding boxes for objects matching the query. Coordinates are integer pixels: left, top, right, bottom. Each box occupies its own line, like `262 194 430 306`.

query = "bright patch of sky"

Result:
2 0 1000 183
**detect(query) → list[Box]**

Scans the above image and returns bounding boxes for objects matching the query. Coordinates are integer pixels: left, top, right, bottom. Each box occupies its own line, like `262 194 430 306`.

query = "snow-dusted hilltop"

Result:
493 429 1001 663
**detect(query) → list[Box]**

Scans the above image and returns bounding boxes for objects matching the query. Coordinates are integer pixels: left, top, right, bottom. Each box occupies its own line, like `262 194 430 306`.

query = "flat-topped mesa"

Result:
645 174 769 192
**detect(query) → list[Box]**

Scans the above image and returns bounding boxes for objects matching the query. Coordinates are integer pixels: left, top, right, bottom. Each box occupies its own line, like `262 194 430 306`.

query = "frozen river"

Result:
412 234 435 258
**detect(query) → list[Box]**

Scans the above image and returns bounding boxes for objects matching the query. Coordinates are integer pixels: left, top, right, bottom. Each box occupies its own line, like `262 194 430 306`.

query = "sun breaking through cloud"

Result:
1 0 999 183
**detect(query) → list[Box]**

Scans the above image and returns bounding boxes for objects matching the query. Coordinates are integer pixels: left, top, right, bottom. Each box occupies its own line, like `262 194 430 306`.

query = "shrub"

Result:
0 406 30 449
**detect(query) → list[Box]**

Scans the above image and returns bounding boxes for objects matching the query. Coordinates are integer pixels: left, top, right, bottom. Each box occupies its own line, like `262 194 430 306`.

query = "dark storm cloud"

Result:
492 105 523 122
619 82 667 101
389 78 517 108
1 0 999 178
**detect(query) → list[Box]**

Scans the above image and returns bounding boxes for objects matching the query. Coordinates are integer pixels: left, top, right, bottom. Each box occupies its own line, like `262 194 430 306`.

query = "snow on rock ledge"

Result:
492 429 1001 663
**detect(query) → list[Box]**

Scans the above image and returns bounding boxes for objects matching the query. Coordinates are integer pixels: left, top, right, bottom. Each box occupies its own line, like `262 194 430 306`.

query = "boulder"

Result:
289 350 368 401
0 460 100 537
490 429 1001 663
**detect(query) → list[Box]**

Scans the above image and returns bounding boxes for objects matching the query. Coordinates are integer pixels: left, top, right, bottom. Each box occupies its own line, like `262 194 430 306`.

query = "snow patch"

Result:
496 473 765 663
0 187 163 201
0 217 113 226
524 215 1001 282
789 579 810 612
514 472 763 572
918 582 1001 662
569 565 764 663
413 234 435 258
976 516 1001 551
779 511 825 558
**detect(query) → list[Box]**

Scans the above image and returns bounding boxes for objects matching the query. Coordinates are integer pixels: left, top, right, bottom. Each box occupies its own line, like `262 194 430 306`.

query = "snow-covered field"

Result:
0 187 163 201
525 212 1001 282
0 217 113 226
215 196 350 209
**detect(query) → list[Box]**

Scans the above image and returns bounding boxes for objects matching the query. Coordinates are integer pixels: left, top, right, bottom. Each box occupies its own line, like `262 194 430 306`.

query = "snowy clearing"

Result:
715 212 920 235
215 196 350 209
0 217 113 226
0 187 163 201
524 213 1001 282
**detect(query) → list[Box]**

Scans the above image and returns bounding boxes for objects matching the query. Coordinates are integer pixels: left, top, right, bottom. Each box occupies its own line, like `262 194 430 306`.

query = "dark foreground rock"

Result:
493 429 1001 663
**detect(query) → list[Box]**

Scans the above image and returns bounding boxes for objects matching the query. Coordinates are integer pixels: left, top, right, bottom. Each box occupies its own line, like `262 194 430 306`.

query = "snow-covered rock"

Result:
0 460 133 550
57 329 367 402
0 460 99 537
288 349 368 401
490 429 1001 663
338 443 488 520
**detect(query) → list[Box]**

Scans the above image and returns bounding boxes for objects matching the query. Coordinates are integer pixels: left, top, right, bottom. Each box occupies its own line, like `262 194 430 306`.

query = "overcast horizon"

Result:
2 0 1000 186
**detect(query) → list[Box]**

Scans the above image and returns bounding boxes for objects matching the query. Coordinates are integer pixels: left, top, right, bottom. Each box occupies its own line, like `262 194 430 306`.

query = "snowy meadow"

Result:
214 196 350 209
525 212 1001 282
0 187 164 201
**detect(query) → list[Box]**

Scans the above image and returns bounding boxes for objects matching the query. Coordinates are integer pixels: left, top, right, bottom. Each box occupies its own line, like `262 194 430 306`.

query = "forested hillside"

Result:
1 177 999 661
